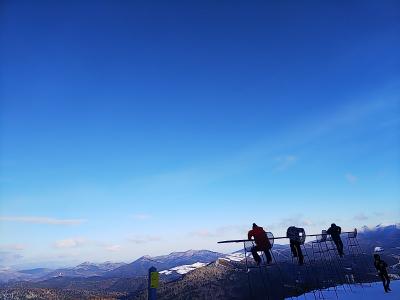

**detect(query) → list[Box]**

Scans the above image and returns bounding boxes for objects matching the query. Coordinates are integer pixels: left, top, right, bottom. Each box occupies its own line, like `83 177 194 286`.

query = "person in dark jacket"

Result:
374 254 391 292
327 223 344 257
287 226 304 265
248 223 272 265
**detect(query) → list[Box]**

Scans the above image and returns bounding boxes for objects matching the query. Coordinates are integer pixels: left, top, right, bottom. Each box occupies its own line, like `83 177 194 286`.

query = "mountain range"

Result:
0 250 222 283
104 249 222 278
0 224 399 299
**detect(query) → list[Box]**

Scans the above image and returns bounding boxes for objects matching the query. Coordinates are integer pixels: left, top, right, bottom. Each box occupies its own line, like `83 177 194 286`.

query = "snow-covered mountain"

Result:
129 224 400 299
1 224 399 299
103 249 222 278
159 262 209 281
40 261 127 279
0 250 221 283
73 261 126 272
0 262 126 283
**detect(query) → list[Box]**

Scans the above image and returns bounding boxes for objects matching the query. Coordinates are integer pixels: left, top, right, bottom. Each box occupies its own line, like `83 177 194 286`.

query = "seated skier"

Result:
248 223 272 266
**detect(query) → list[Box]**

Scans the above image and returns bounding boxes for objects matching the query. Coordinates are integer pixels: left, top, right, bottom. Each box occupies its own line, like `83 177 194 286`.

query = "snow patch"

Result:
224 253 245 262
291 280 399 299
170 262 207 274
160 262 207 275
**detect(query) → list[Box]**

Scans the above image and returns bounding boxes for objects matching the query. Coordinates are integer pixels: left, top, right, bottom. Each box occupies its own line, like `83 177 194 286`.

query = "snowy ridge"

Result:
159 251 249 277
223 253 246 262
360 223 400 232
73 261 126 271
160 262 207 275
159 252 247 277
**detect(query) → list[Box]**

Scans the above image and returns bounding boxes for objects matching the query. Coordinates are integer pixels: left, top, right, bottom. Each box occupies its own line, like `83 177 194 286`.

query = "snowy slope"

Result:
159 262 207 276
292 280 399 299
222 253 246 262
104 249 221 277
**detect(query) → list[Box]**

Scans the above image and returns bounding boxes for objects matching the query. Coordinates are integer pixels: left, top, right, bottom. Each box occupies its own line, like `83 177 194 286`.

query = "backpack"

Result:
286 226 306 244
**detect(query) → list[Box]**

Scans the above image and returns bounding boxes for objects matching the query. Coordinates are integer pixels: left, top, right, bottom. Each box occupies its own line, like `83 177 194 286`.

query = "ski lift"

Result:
217 226 368 299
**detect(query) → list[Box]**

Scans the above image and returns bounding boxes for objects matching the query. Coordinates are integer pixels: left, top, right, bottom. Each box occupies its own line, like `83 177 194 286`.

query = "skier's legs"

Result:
379 274 388 292
333 239 343 256
290 241 297 257
383 272 391 291
251 245 262 264
337 239 344 255
295 242 304 265
264 249 272 264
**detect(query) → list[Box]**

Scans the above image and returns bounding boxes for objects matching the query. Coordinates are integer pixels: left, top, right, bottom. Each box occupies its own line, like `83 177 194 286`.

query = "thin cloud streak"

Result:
0 244 25 251
354 213 369 221
345 173 358 184
132 214 152 220
128 235 161 244
190 224 250 239
54 238 86 249
275 155 298 171
105 245 121 252
0 216 86 225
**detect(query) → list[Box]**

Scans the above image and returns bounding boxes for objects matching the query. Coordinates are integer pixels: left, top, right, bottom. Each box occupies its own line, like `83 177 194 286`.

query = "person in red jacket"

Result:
248 223 272 265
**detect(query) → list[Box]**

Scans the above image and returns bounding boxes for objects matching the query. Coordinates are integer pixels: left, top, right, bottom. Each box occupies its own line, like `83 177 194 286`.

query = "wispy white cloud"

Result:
275 155 297 171
0 216 86 225
54 238 86 249
105 245 121 252
345 173 358 184
0 251 23 263
191 229 216 238
354 213 369 221
0 244 25 251
128 235 161 244
190 224 249 239
373 211 385 217
278 216 313 228
132 213 151 221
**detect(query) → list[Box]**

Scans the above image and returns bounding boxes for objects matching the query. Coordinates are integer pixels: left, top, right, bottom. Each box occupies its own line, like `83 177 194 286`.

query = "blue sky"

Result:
1 0 399 268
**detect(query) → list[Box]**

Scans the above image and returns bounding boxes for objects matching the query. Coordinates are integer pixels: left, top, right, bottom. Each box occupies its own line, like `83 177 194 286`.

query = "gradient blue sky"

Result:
1 0 399 268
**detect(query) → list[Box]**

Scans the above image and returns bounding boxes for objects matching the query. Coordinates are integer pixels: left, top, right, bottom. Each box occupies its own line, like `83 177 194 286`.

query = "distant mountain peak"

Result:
140 255 154 261
102 249 223 278
360 223 399 232
169 249 217 256
77 261 93 266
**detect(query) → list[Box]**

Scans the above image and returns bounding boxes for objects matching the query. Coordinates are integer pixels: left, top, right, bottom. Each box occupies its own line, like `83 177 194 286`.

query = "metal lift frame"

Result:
218 229 361 300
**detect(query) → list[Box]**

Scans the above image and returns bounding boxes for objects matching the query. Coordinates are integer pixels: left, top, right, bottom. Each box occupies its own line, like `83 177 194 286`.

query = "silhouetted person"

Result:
248 223 272 265
374 254 391 292
327 223 344 257
287 226 304 265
